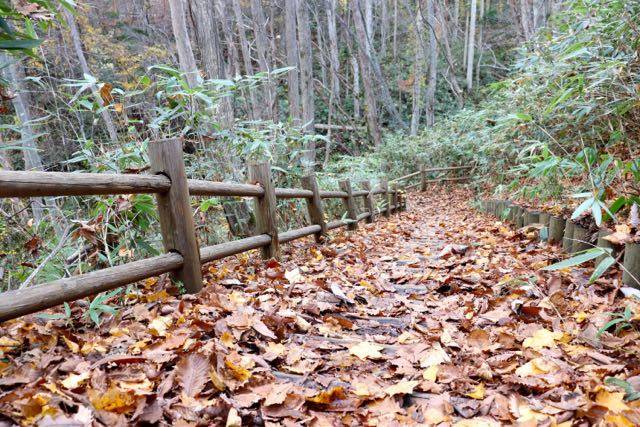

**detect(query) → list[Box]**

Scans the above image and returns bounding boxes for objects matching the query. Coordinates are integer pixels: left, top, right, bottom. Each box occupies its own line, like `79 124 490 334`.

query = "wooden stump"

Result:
622 242 640 289
595 229 615 265
562 220 575 252
572 225 591 253
548 216 565 244
525 210 540 225
516 206 525 228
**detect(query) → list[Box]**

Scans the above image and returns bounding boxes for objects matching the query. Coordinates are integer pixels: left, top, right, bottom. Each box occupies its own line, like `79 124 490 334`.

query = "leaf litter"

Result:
1 187 640 425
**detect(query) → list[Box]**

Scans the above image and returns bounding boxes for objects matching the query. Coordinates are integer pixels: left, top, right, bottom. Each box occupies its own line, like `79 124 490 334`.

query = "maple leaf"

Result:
385 380 419 396
522 328 563 351
595 390 629 413
176 353 209 398
60 371 90 389
466 383 486 399
348 341 385 360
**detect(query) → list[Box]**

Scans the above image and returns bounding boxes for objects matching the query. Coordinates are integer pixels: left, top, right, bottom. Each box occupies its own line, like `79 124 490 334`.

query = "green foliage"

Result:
605 377 640 401
86 288 121 326
597 306 635 338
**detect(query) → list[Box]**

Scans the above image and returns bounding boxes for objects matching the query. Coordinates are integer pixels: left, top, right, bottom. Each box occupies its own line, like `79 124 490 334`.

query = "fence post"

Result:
248 162 280 259
361 180 375 223
382 179 391 218
148 138 203 293
420 165 427 192
392 182 399 213
339 179 359 230
301 174 327 242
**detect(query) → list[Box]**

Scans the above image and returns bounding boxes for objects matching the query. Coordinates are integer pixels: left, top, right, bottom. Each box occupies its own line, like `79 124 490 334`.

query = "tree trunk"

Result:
380 0 389 58
284 0 301 125
168 0 199 88
425 0 437 126
250 0 278 122
393 0 398 61
327 0 341 104
63 8 119 145
215 1 241 79
2 56 61 229
474 0 484 87
435 0 464 107
351 55 361 120
352 0 383 147
296 0 316 171
465 0 477 92
352 0 407 130
230 0 260 120
410 2 425 136
190 0 234 128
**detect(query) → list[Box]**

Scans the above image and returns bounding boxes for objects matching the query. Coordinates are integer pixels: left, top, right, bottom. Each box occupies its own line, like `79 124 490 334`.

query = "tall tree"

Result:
250 0 278 121
425 0 438 126
63 9 119 145
284 0 301 124
296 0 316 170
465 0 478 92
230 0 260 120
190 0 234 128
410 2 425 136
168 0 199 88
352 0 383 147
327 0 341 104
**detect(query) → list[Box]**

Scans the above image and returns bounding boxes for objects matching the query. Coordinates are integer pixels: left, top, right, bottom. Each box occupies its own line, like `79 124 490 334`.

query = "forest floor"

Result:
1 187 640 426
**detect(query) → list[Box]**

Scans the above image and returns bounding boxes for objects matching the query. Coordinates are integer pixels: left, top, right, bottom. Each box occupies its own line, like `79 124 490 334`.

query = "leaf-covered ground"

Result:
1 187 640 426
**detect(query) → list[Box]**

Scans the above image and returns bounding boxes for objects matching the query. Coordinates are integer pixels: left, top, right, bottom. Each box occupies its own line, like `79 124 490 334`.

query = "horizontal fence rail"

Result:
0 138 471 322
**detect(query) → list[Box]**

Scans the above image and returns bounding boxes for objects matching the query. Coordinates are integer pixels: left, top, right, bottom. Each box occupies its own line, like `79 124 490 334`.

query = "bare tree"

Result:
296 0 316 170
231 0 260 120
284 0 301 124
465 0 478 92
410 1 425 136
63 8 119 145
250 0 278 121
425 0 438 126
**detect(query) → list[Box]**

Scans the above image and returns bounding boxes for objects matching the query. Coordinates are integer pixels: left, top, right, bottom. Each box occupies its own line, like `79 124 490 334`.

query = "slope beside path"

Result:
1 186 639 426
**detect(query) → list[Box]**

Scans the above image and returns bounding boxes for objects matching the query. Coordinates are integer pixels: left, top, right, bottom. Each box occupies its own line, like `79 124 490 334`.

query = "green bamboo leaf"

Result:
543 248 603 271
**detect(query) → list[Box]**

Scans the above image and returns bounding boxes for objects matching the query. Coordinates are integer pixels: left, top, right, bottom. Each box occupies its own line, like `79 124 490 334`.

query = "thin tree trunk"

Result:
352 0 383 147
352 0 407 130
465 0 477 92
380 0 388 58
351 55 361 120
63 9 119 145
463 11 470 68
435 0 464 107
250 0 278 121
296 0 316 171
410 2 425 136
284 0 301 124
168 0 199 88
314 9 328 90
327 0 341 104
215 1 241 79
231 0 260 120
393 0 398 61
425 0 437 126
190 0 234 128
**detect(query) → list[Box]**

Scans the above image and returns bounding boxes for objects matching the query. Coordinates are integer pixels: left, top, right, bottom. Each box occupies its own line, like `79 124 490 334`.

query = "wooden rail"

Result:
0 139 471 322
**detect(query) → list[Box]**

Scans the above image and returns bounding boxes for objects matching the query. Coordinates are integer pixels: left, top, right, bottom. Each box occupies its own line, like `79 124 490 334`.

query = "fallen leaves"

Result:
2 188 640 425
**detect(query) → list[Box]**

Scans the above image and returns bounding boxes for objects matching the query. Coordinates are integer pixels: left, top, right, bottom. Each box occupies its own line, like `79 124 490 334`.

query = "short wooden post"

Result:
392 183 399 213
622 243 640 289
381 179 391 218
361 180 375 223
562 220 575 252
301 174 327 242
548 216 565 244
420 165 427 192
595 230 615 265
248 162 280 259
572 225 590 253
339 179 359 230
148 138 203 293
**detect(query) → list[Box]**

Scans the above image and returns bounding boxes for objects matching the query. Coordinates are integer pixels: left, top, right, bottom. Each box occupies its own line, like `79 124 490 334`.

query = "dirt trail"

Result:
1 186 639 426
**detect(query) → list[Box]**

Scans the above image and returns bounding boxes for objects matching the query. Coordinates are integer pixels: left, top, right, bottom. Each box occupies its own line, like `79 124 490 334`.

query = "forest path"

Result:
1 186 637 425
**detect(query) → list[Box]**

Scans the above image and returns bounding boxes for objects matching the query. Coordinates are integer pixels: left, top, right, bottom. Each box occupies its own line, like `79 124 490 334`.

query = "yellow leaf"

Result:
62 336 79 353
226 408 242 427
419 343 451 367
220 332 235 348
149 316 172 337
209 369 227 391
0 336 20 350
385 380 419 396
61 371 90 389
573 311 588 323
596 391 629 413
90 387 136 413
515 358 558 377
307 386 346 404
522 328 563 351
225 359 252 382
604 414 634 427
423 365 439 382
466 383 485 400
145 289 169 303
348 341 385 360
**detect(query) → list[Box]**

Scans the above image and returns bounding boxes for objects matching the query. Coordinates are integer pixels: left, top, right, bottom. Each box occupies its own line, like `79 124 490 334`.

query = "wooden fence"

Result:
0 138 472 322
